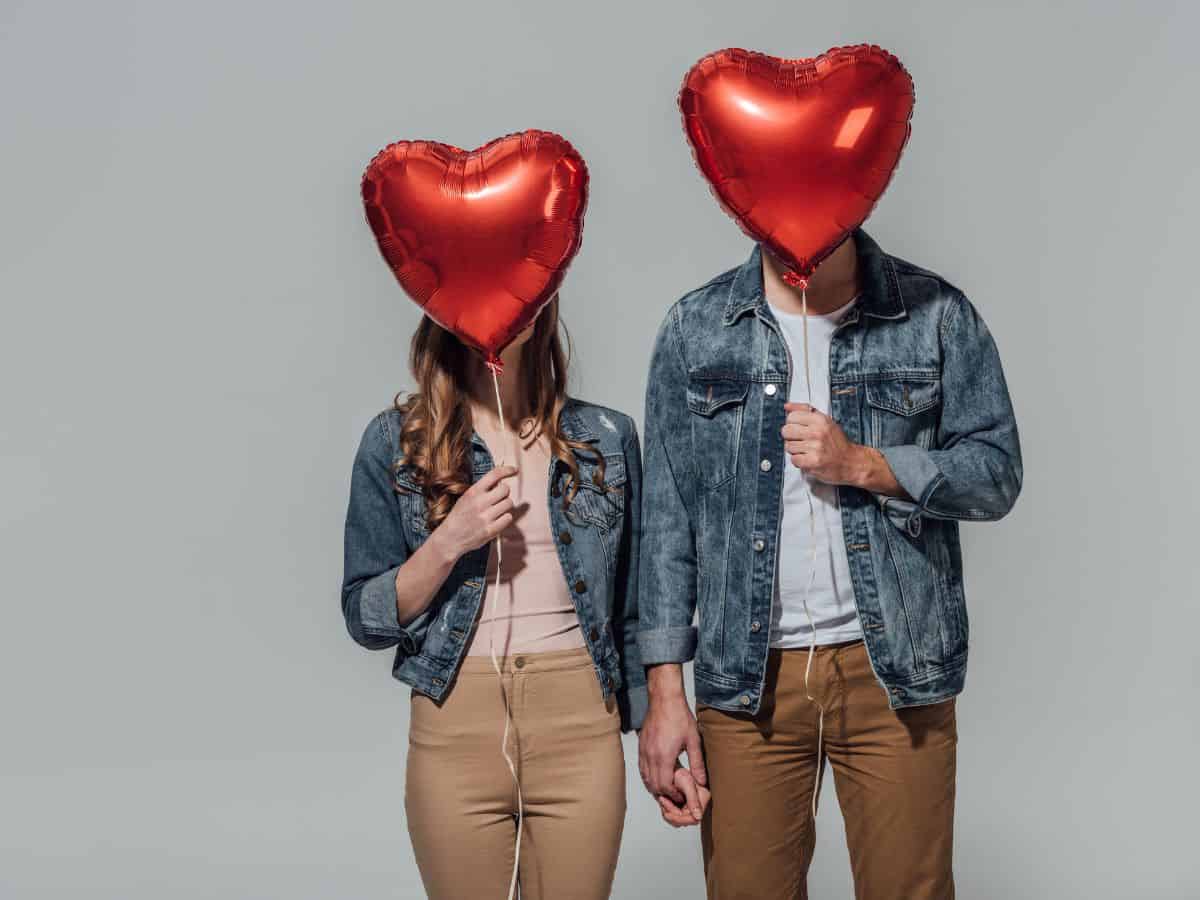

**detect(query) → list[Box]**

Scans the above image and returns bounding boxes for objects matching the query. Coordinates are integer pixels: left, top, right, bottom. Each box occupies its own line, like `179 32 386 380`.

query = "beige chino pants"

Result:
406 647 626 899
699 640 957 900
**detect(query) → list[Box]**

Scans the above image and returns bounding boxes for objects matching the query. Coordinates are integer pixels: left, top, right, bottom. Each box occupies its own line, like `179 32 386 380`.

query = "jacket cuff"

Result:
359 566 430 656
619 682 649 733
877 445 948 536
638 626 698 665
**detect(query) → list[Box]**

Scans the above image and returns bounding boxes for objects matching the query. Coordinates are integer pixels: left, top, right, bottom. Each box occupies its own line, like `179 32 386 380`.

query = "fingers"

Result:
674 767 704 822
684 731 707 787
658 794 697 828
481 480 514 508
783 410 825 429
781 423 818 442
485 494 516 521
653 755 685 804
476 465 519 490
484 512 513 539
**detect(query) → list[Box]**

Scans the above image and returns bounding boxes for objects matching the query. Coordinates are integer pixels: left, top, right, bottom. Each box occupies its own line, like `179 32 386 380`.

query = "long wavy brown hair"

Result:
394 298 605 529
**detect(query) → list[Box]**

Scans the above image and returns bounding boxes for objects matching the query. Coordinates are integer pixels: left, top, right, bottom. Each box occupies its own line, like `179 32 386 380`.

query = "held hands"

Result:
782 403 871 485
429 465 519 560
656 766 712 829
638 668 711 827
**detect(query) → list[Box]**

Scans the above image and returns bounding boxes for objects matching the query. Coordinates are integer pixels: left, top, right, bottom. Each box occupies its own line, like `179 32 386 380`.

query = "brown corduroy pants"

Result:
405 647 626 900
699 640 957 900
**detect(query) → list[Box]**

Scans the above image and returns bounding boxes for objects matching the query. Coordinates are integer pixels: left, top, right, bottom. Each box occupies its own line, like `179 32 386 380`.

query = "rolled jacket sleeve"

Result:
876 292 1023 536
638 307 701 666
341 412 431 655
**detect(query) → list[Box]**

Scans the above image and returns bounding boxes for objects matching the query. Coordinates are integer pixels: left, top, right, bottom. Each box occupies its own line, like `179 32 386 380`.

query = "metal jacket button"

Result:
740 695 751 706
574 579 587 593
750 621 761 633
760 458 772 472
559 530 572 545
764 383 777 396
753 538 765 552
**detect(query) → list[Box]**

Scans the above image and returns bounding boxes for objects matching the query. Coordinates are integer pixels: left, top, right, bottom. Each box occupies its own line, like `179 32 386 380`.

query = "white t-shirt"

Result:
768 295 863 649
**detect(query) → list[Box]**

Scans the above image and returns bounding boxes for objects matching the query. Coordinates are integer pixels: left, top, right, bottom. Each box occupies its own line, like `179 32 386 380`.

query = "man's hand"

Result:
781 403 869 485
638 664 707 816
781 403 909 498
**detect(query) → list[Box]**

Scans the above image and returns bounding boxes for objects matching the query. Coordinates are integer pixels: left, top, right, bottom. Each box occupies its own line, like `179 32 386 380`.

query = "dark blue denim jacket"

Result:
341 399 646 731
639 230 1022 712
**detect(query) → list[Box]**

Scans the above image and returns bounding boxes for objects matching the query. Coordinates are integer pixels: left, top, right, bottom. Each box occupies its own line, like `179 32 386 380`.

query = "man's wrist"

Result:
646 663 687 701
843 444 878 489
847 444 910 499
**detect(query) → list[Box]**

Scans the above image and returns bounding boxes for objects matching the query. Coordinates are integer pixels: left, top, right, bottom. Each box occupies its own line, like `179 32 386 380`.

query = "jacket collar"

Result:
722 229 907 325
559 401 598 442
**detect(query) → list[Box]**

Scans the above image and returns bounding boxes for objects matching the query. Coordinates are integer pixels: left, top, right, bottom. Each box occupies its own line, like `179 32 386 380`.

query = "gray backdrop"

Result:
3 0 1197 897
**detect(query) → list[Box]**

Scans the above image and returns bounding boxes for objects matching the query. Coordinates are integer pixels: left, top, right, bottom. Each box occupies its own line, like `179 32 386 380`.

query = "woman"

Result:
341 297 644 900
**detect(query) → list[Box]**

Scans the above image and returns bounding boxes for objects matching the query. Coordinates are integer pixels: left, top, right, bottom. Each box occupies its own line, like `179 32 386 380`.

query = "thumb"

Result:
685 730 708 787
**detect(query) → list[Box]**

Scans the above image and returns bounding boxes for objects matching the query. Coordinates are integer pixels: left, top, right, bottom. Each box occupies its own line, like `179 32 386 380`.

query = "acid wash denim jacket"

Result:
341 399 647 731
638 229 1022 713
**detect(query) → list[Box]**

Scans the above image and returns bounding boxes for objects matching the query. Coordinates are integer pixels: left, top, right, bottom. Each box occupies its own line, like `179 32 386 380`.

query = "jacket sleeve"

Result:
637 307 701 665
612 417 647 732
877 291 1023 536
341 412 435 654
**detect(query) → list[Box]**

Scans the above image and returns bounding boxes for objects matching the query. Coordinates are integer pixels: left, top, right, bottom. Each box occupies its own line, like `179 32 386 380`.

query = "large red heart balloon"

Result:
362 130 588 366
680 45 915 283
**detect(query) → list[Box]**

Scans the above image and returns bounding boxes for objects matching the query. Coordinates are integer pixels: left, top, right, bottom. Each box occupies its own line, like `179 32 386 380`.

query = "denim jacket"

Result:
341 399 646 731
638 230 1022 712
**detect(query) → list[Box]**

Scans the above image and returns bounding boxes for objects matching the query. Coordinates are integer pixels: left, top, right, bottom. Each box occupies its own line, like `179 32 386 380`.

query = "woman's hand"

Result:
656 766 712 828
429 465 519 561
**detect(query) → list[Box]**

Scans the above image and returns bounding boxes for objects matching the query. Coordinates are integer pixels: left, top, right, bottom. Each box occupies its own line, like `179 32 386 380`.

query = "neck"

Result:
762 238 860 316
467 341 526 431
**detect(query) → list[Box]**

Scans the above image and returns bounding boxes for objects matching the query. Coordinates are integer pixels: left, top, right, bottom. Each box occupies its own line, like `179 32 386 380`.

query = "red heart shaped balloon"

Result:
680 45 915 283
362 130 588 366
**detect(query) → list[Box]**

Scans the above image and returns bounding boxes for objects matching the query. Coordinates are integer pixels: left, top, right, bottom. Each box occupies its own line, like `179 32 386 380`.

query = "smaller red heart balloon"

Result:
362 131 588 366
680 45 915 283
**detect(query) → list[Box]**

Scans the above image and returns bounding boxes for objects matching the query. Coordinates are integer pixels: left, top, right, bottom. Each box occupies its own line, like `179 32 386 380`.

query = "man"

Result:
637 229 1021 898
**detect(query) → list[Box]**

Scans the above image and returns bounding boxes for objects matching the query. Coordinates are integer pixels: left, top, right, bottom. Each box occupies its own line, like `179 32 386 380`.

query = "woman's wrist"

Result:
425 526 464 568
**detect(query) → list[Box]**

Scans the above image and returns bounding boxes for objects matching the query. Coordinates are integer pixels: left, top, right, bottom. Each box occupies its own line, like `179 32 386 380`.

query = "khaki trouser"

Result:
699 640 957 900
406 647 625 900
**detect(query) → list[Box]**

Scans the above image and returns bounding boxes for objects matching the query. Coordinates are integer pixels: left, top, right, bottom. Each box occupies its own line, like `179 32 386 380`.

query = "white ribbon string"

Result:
796 281 827 821
486 362 523 900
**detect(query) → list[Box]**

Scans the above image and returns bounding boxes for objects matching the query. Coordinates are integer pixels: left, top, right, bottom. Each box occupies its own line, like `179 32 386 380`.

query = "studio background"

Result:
2 1 1196 897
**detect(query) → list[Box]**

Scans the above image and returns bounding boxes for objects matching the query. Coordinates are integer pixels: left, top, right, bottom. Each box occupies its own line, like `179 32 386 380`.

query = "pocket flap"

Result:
686 378 750 417
577 452 626 493
865 378 941 416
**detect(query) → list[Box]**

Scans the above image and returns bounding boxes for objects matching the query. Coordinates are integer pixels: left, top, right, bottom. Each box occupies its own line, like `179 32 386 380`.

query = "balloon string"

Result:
796 279 826 822
486 359 523 900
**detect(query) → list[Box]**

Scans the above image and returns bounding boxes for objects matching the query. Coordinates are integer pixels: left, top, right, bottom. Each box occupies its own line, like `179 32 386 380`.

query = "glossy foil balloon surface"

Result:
680 45 914 281
362 130 588 365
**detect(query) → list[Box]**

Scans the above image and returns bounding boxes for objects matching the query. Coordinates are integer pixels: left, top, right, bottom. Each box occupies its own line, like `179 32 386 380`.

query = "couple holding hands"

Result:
341 46 1022 899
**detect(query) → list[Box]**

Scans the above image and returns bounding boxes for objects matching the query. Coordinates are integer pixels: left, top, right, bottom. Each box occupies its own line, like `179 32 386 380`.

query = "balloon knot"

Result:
782 271 810 290
484 357 504 377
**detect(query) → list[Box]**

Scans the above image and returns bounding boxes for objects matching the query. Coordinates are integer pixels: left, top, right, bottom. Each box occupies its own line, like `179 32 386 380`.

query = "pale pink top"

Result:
466 419 584 657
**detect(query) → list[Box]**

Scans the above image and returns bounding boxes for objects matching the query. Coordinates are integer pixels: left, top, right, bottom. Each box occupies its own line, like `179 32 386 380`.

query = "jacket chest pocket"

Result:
865 376 941 450
686 377 750 490
568 452 627 532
